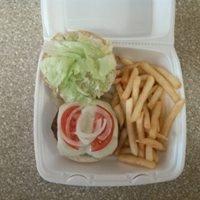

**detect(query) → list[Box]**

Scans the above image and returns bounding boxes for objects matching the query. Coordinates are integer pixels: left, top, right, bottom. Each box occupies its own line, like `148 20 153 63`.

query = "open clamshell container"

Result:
34 0 186 186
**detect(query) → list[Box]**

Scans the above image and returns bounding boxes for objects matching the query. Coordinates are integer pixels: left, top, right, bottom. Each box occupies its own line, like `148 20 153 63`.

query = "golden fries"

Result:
132 76 141 106
122 68 139 100
116 83 126 111
153 149 158 163
114 128 128 155
145 146 154 162
138 66 145 75
157 119 160 132
148 86 163 110
139 80 145 89
126 121 138 155
121 68 130 86
112 58 185 169
131 76 155 122
143 105 151 130
136 112 145 158
140 74 148 81
157 133 168 141
114 104 125 128
147 85 158 101
125 98 133 122
137 138 165 151
122 65 135 71
116 83 124 96
111 94 120 108
126 98 138 156
154 65 181 89
149 101 162 139
162 99 185 136
120 57 134 65
118 154 156 169
141 62 180 102
160 92 165 129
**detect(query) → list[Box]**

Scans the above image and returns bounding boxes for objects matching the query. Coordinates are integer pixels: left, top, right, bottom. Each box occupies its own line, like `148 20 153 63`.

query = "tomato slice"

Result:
91 106 114 152
61 106 81 149
60 105 114 152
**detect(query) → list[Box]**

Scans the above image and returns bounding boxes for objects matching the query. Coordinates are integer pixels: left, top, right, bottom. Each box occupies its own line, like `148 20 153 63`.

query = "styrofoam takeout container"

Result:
34 0 186 186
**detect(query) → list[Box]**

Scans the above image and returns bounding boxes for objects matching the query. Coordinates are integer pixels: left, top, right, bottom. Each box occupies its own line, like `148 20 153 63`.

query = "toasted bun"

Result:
52 30 107 45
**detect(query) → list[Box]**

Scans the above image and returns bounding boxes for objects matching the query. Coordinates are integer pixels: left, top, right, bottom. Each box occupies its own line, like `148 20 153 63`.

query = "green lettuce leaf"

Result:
40 32 116 103
40 56 74 87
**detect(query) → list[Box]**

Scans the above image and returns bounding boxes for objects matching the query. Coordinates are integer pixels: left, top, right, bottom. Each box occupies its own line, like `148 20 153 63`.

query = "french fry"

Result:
148 85 159 98
111 94 120 108
157 118 160 132
113 59 185 169
114 128 128 155
116 83 124 96
116 84 126 111
157 133 168 141
153 149 158 163
140 75 152 89
122 65 135 71
126 98 138 156
118 154 156 169
138 68 143 75
122 68 139 100
140 74 148 81
120 57 134 65
135 61 144 71
139 79 146 89
145 146 154 161
114 104 125 128
136 112 145 158
160 92 165 129
148 86 163 110
141 62 181 102
162 99 185 137
120 147 131 154
132 76 141 106
126 98 133 122
136 138 165 151
131 76 155 122
143 105 151 131
154 65 181 89
121 67 130 86
149 101 162 139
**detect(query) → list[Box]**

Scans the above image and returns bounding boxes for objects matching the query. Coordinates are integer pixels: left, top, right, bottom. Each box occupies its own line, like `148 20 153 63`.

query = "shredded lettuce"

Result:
40 32 116 103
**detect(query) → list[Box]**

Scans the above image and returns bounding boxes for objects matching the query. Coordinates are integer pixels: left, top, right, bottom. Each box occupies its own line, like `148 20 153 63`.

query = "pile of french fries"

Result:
112 56 185 169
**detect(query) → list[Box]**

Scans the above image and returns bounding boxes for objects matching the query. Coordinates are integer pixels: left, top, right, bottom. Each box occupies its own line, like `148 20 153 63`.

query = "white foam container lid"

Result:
34 0 186 186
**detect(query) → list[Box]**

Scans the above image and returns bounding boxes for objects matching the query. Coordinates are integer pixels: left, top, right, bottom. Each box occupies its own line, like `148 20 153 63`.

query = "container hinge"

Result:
112 40 173 48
